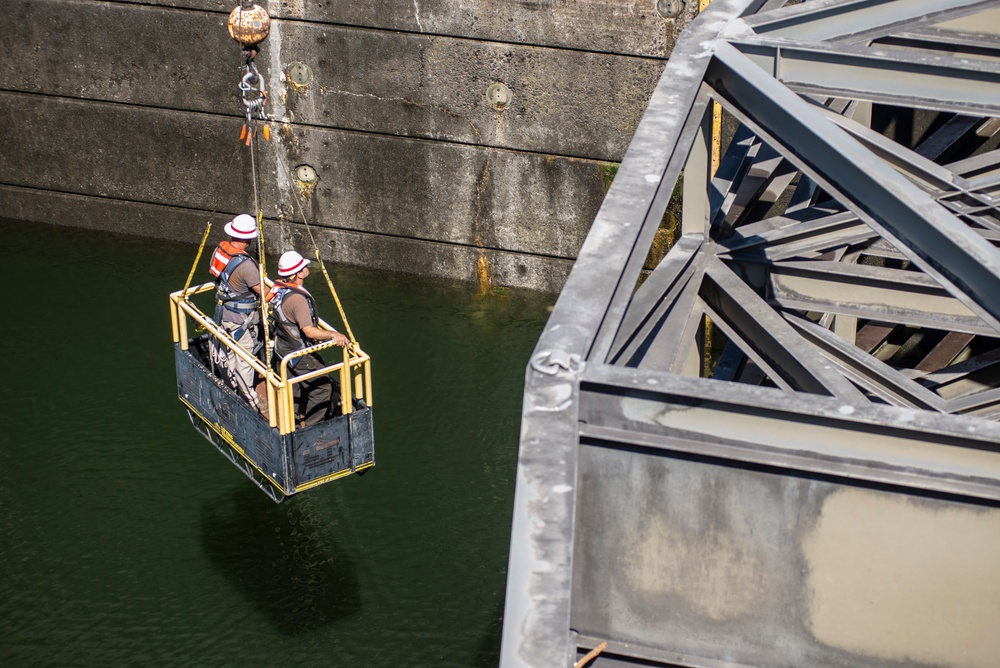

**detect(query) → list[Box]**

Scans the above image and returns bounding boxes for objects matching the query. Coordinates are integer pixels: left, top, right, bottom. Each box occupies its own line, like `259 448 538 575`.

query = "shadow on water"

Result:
473 589 506 666
200 487 361 636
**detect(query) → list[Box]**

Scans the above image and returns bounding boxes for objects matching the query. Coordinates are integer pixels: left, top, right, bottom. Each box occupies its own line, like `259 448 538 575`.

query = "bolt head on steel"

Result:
228 4 270 46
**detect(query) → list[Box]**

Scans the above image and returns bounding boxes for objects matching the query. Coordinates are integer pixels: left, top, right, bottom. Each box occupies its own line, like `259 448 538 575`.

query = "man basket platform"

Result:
169 277 374 503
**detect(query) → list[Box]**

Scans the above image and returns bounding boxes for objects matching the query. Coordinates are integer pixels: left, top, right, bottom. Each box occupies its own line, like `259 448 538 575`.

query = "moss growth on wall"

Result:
600 162 620 194
598 163 684 271
644 172 684 269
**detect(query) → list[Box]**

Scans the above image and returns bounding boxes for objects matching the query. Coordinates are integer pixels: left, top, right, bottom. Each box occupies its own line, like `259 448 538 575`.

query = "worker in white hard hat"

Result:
266 250 350 427
207 213 267 412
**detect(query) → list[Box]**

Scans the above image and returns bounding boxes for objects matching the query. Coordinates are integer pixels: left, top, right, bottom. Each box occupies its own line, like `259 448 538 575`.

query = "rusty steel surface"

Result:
227 4 270 46
503 1 1000 667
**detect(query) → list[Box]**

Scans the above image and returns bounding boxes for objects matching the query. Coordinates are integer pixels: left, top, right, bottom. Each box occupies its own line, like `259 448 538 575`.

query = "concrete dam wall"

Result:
3 0 694 292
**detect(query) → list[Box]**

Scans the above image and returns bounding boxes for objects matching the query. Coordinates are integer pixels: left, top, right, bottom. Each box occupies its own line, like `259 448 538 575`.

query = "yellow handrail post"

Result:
276 381 287 434
266 379 277 429
279 360 296 434
275 380 286 434
170 295 180 344
364 359 373 407
340 346 353 415
178 304 190 351
279 382 291 434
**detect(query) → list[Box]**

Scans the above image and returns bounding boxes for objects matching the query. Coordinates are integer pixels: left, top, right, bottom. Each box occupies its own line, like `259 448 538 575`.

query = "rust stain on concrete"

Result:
477 249 491 295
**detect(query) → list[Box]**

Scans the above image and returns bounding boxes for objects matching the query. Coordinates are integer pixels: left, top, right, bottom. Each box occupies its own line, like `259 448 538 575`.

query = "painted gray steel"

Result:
503 1 1000 666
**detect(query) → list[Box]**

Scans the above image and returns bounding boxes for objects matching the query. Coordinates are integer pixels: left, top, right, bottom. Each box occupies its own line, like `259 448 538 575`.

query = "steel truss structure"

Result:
502 2 1000 667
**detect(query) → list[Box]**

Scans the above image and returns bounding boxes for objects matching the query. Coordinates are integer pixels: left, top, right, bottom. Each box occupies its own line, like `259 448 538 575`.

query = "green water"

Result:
0 220 551 667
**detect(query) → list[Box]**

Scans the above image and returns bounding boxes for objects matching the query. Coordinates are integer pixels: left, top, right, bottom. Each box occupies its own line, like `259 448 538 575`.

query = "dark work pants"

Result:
290 352 340 427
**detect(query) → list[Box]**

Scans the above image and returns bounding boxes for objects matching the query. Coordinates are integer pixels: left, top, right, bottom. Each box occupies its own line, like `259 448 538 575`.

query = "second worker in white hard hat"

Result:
208 213 267 413
267 250 351 427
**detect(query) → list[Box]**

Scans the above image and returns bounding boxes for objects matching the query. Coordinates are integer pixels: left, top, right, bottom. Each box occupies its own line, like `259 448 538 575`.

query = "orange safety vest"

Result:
209 240 249 279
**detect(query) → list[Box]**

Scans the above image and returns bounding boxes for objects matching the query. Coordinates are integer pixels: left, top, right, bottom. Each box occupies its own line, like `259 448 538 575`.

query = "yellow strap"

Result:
313 247 355 343
182 221 213 297
255 207 273 367
271 145 356 343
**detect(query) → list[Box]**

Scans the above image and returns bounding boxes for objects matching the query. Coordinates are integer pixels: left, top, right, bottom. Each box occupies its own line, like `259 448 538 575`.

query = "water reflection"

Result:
201 487 361 636
1 218 551 666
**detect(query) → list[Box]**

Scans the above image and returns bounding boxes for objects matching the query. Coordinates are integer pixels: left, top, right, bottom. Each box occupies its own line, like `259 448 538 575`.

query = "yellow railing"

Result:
170 281 373 436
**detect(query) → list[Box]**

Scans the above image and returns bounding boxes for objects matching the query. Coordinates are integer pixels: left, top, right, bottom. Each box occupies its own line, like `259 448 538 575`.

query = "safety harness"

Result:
210 241 261 345
267 281 318 367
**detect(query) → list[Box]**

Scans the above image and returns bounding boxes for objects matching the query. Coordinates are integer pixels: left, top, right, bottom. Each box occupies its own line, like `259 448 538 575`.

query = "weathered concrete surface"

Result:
110 0 694 57
0 93 252 212
277 125 609 255
272 220 577 292
4 0 664 159
3 0 235 111
0 91 605 253
0 185 217 243
0 184 576 291
276 24 664 160
3 0 686 291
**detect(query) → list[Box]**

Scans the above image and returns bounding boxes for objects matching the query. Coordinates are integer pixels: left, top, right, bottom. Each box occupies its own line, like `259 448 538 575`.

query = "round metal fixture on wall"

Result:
294 164 318 185
287 62 313 89
486 83 512 111
657 0 685 19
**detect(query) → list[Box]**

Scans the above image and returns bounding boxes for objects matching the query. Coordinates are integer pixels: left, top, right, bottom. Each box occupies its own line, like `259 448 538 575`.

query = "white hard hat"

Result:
224 213 259 239
277 250 311 277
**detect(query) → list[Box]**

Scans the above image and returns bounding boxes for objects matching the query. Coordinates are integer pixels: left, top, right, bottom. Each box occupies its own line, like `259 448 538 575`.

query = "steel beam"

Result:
743 0 995 43
609 235 703 365
702 256 867 399
707 41 1000 333
764 258 994 335
723 210 878 261
578 363 1000 500
783 312 946 410
736 40 1000 118
505 2 1000 666
501 3 764 666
